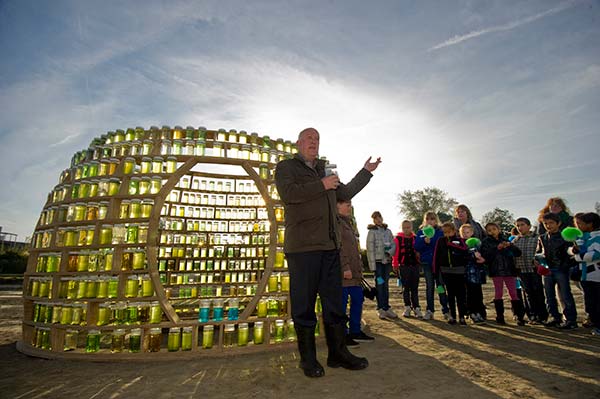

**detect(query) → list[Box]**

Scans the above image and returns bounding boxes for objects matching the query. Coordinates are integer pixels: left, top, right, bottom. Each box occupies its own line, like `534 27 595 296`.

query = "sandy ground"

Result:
1 282 599 399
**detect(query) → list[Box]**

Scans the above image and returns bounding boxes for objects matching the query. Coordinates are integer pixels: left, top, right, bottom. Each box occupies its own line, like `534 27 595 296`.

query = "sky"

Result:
1 0 599 245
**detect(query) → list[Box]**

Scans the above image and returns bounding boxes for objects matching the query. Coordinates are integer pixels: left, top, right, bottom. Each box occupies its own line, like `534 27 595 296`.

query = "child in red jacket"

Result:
393 220 423 318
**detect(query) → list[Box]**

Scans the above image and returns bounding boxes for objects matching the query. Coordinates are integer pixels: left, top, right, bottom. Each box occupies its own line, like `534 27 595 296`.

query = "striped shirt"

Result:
513 234 538 273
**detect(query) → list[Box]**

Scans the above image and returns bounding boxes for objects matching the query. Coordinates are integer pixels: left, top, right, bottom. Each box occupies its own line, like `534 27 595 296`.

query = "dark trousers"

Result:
399 265 420 308
581 280 600 327
443 273 467 319
466 282 485 316
375 262 392 310
519 272 548 322
286 250 346 327
342 286 364 334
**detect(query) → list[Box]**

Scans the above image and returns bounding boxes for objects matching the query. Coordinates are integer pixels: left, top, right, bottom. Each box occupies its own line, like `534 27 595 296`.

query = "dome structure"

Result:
18 126 312 358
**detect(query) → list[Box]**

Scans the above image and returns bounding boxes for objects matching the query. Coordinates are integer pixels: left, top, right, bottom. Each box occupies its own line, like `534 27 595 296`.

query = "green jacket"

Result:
275 154 373 253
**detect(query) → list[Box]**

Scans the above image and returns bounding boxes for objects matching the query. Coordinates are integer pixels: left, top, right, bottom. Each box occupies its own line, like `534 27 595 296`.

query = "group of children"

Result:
360 200 600 338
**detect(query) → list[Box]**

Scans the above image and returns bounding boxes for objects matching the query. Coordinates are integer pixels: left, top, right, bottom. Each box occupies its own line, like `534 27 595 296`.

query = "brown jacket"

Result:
339 216 363 287
275 154 372 253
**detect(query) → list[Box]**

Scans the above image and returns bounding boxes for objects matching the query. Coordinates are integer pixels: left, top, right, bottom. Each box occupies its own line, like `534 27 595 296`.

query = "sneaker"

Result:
423 310 434 320
402 306 411 318
413 307 424 319
448 317 456 325
443 312 450 321
377 309 388 320
349 331 375 342
345 335 360 347
559 321 578 330
385 308 399 319
591 328 600 336
544 318 562 328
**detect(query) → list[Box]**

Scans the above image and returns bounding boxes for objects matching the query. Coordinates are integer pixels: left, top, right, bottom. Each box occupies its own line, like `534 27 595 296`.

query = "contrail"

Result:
428 0 581 51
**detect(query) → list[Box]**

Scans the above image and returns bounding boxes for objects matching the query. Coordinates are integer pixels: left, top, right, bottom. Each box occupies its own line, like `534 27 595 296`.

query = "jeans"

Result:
422 263 449 313
543 269 577 323
399 265 420 309
286 250 346 327
375 262 392 310
342 286 364 334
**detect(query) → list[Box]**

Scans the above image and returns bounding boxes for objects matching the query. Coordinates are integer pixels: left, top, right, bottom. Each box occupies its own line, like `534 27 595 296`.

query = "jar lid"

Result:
113 328 125 335
203 325 214 331
130 328 142 334
149 328 161 333
224 324 235 332
254 321 264 327
238 323 248 329
169 327 181 333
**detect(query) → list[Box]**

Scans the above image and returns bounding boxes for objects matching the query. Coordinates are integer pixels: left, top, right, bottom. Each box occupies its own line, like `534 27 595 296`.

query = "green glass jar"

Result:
237 323 249 346
86 330 101 353
64 229 77 247
172 140 183 155
140 200 153 218
99 225 112 245
51 303 62 324
128 199 141 219
202 325 214 349
195 139 205 156
97 303 110 326
142 140 153 155
89 180 99 197
29 278 40 297
76 251 88 272
97 277 109 298
273 319 285 343
128 177 140 195
125 276 139 298
71 183 80 199
65 278 77 300
253 321 264 344
223 324 235 348
74 203 86 221
108 178 120 196
38 278 51 298
267 297 278 317
181 326 193 351
40 328 52 350
149 302 162 324
139 177 151 195
75 278 87 299
126 303 139 325
111 329 125 353
152 157 163 174
141 275 154 297
150 176 162 194
46 253 60 273
140 157 152 174
168 327 181 352
89 161 99 177
123 157 135 174
112 303 127 325
126 224 138 244
166 157 177 173
98 202 109 219
80 182 90 198
132 249 146 270
60 304 73 325
85 277 98 298
129 328 142 353
268 274 278 292
107 277 119 298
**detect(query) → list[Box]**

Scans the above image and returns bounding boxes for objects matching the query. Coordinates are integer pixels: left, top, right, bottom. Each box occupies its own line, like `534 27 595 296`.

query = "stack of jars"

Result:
35 253 61 272
27 277 53 298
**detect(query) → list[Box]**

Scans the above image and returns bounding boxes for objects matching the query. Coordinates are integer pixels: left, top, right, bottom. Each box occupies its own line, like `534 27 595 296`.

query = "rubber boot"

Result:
494 299 505 325
324 323 368 370
295 325 325 378
511 300 526 326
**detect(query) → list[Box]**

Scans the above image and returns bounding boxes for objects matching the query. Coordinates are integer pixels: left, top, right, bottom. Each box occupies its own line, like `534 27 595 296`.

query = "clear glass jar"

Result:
166 157 177 173
111 329 125 353
223 324 235 348
64 329 78 351
129 328 142 352
172 140 183 155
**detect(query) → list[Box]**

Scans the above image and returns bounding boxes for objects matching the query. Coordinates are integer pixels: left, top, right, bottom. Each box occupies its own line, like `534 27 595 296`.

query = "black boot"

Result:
295 325 325 378
494 299 505 325
324 323 368 370
511 300 526 326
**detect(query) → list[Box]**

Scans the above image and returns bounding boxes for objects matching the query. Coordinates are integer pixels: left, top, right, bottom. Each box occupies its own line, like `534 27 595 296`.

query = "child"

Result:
512 217 548 324
481 222 526 325
366 211 397 319
572 212 600 335
338 199 374 344
459 224 486 323
535 212 578 329
433 222 469 325
393 220 422 318
415 211 449 320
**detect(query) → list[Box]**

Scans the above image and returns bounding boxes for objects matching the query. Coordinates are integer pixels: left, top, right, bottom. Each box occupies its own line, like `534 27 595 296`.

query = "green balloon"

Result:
423 225 435 238
466 237 481 249
436 285 446 294
561 227 583 242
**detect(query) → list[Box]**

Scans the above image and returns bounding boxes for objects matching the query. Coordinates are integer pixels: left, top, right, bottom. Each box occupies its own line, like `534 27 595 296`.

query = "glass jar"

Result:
148 327 162 352
212 298 224 321
287 320 296 341
99 225 112 245
47 253 60 273
142 140 153 156
126 224 138 244
112 224 126 244
75 278 87 299
97 277 109 298
168 327 181 352
273 320 285 343
125 275 139 298
74 203 86 221
166 157 177 173
89 161 99 177
111 302 126 325
160 140 171 156
129 199 142 218
278 296 288 317
97 303 110 326
281 272 290 292
139 177 151 194
195 139 206 156
123 157 135 174
253 321 264 344
51 303 62 324
240 145 251 160
141 157 152 174
181 326 193 351
237 323 249 347
86 330 101 353
64 329 78 351
150 176 162 194
108 178 120 196
128 177 140 195
275 250 285 268
268 274 279 292
111 329 125 353
140 200 153 218
227 298 239 321
141 275 154 297
86 203 98 221
152 157 164 174
172 140 183 155
129 328 142 352
267 297 278 317
60 304 73 325
228 143 239 159
202 325 214 349
85 276 99 298
108 159 119 175
259 163 269 180
149 302 162 324
126 303 139 325
198 299 211 323
223 324 235 348
108 276 118 298
98 202 109 219
120 200 130 219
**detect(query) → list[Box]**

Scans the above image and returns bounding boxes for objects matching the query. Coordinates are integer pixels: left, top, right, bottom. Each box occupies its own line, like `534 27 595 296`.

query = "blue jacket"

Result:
414 227 444 265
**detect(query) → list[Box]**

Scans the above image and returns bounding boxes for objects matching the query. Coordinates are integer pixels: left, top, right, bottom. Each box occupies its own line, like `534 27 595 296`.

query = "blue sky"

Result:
1 0 599 243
